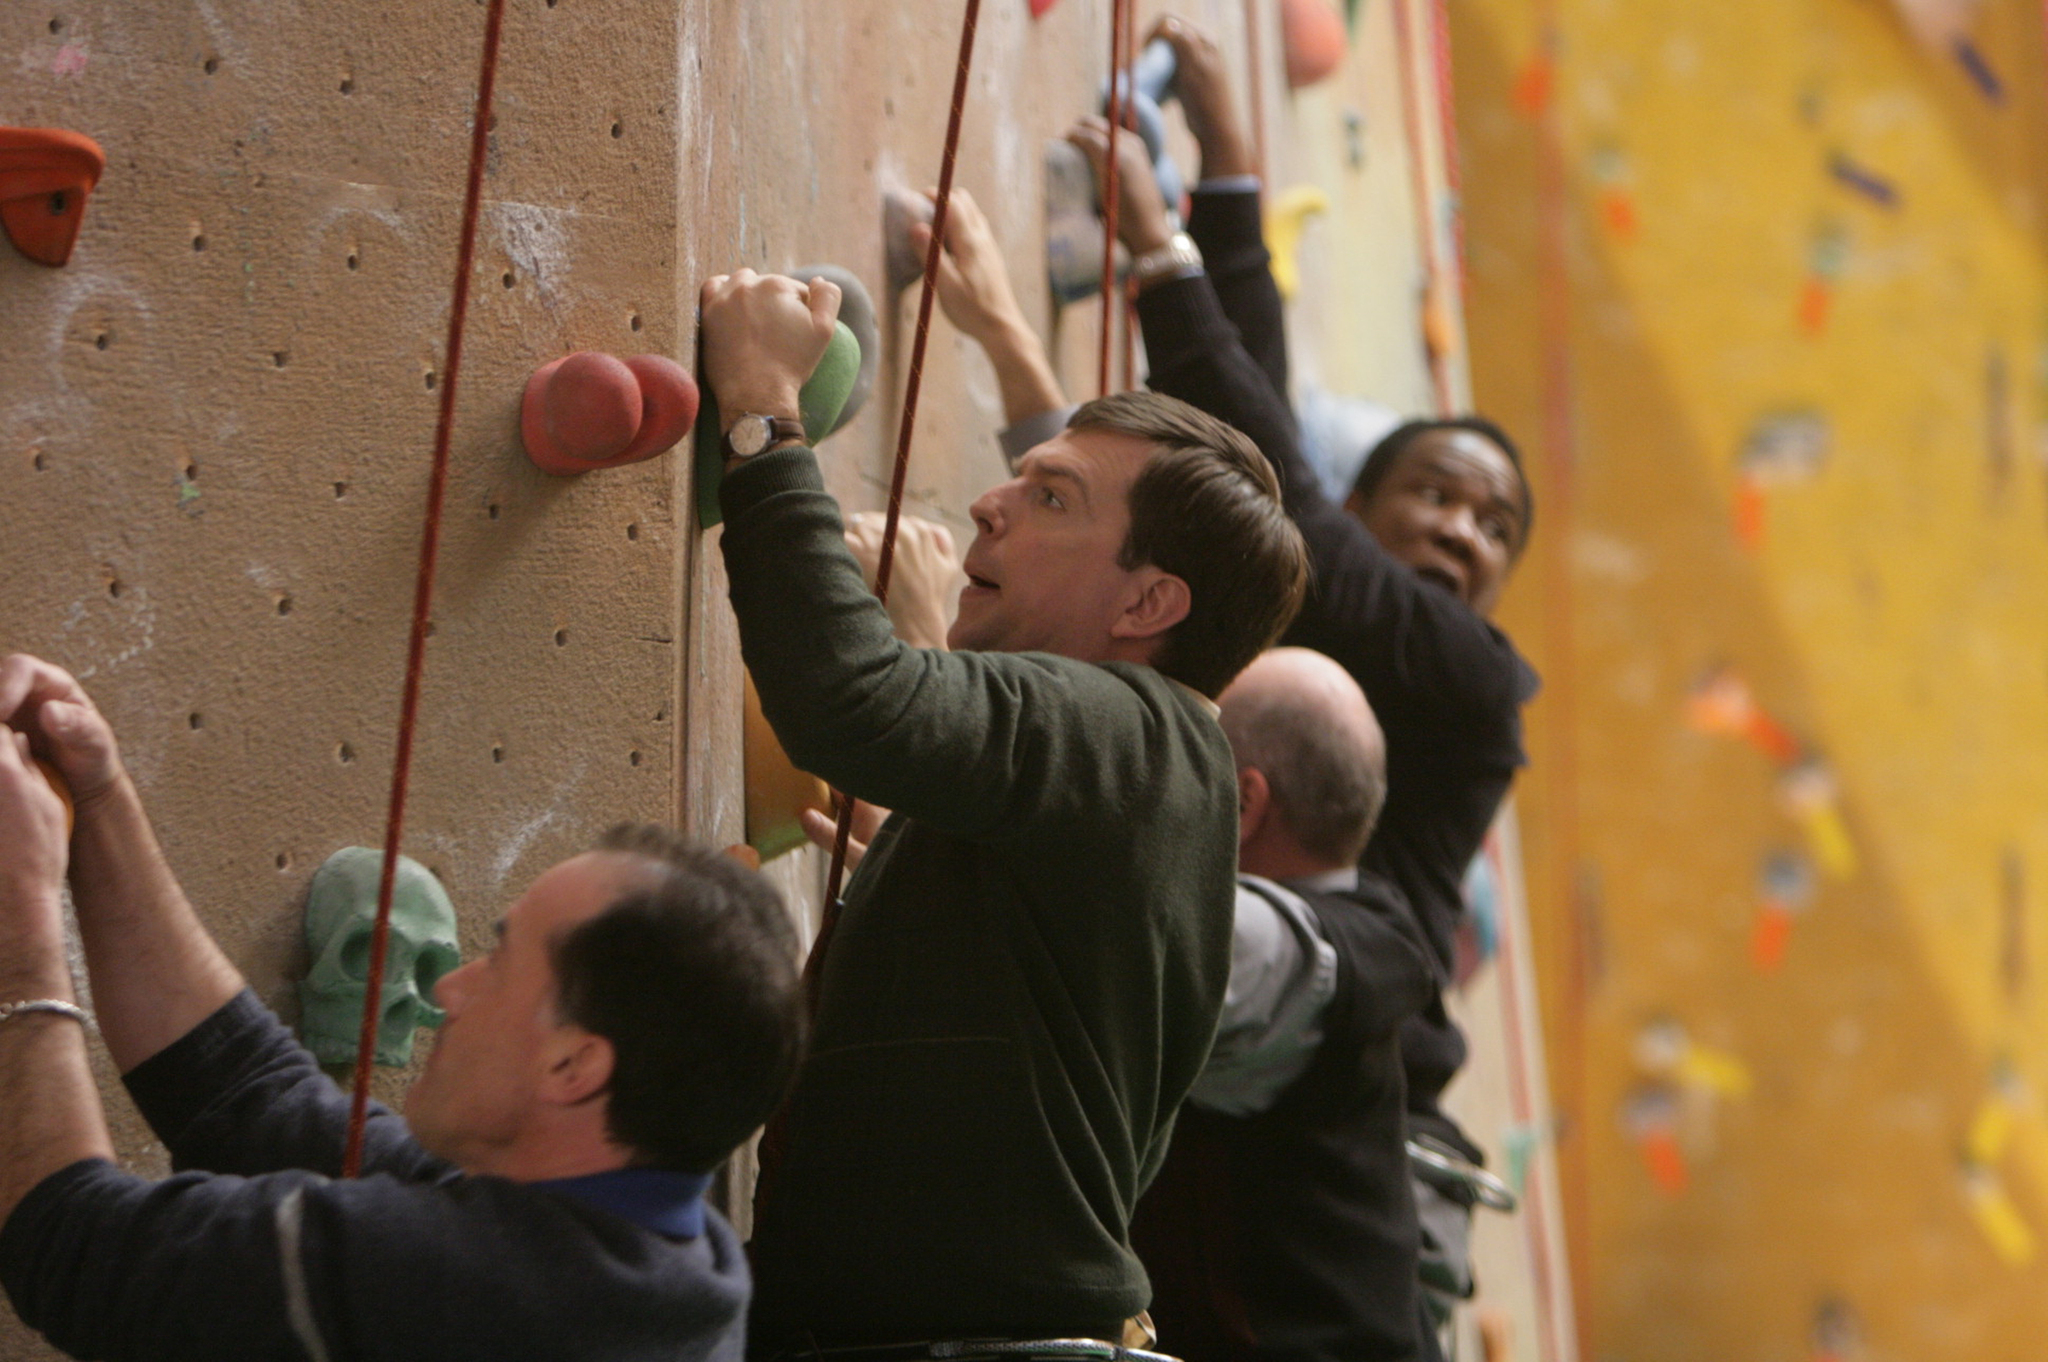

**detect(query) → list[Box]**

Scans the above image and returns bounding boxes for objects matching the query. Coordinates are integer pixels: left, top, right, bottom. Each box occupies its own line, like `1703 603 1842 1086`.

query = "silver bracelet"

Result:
0 999 92 1029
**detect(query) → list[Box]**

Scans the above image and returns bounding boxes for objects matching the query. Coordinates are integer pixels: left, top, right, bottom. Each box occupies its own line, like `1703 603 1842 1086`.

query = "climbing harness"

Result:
342 0 508 1178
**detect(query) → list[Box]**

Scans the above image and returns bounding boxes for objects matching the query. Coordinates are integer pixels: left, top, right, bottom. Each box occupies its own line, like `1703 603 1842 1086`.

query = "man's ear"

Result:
1108 568 1192 643
540 1028 616 1109
1237 766 1270 851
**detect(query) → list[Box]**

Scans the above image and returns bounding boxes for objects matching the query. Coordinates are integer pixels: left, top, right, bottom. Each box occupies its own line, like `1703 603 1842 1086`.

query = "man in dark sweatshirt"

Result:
1068 15 1538 1350
1131 648 1434 1362
697 269 1311 1356
0 653 805 1361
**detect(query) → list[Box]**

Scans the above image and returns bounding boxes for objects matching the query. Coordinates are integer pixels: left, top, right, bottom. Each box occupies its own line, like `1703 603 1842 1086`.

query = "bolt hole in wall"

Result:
626 523 639 541
502 270 515 289
553 629 568 647
187 712 203 731
275 853 290 871
333 481 347 499
486 503 501 520
275 596 292 617
272 351 289 368
629 750 642 767
106 578 122 599
32 452 47 472
93 332 109 351
47 17 61 34
339 74 354 95
203 55 219 75
491 744 504 764
610 120 623 139
191 233 206 252
424 369 437 390
629 311 643 332
346 248 360 271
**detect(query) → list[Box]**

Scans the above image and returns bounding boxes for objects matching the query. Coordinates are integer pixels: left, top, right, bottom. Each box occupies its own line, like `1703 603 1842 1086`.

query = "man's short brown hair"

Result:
1069 392 1310 698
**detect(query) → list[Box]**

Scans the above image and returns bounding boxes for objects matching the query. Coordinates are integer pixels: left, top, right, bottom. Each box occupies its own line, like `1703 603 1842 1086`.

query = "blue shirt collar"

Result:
533 1167 713 1239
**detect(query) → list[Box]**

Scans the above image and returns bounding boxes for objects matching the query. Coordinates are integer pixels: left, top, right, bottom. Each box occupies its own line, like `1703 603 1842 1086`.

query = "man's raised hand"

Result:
1064 115 1175 258
845 511 963 652
699 269 843 430
0 722 68 914
908 187 1024 347
0 655 122 809
1150 15 1257 182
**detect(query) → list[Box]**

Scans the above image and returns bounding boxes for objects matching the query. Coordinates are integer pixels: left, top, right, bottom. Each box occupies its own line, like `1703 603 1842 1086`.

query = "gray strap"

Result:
275 1183 334 1362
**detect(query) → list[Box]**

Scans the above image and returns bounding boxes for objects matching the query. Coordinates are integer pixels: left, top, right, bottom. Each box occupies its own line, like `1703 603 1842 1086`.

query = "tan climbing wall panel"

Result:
2 4 683 1356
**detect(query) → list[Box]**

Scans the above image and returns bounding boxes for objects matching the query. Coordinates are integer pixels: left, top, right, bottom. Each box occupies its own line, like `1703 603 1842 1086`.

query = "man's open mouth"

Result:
1415 566 1464 598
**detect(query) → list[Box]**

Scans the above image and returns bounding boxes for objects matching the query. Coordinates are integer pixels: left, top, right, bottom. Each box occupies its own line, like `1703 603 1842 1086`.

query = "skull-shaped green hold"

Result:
299 847 461 1066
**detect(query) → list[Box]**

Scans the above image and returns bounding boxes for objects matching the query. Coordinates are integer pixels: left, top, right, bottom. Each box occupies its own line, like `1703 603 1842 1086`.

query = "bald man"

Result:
1131 649 1436 1362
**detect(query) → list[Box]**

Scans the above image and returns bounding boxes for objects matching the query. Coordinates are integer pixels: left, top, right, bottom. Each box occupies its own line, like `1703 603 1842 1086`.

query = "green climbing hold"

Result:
695 319 860 529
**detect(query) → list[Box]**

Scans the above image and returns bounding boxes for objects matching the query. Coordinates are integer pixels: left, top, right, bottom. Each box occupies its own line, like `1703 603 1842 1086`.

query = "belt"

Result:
769 1337 1177 1362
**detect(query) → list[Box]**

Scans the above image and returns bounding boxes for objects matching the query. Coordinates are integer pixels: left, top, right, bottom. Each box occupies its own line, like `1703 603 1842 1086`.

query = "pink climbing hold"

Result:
520 350 698 475
1279 0 1347 89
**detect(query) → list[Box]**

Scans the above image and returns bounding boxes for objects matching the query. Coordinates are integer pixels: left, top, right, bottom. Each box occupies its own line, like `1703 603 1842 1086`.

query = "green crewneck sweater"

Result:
719 446 1237 1350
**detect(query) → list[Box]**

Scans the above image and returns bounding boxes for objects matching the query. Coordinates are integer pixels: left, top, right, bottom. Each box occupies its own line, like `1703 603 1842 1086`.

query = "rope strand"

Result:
343 0 508 1178
1099 0 1131 396
819 0 984 928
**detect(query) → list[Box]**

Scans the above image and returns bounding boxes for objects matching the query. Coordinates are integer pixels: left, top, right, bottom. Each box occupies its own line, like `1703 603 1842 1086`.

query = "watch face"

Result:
728 416 770 458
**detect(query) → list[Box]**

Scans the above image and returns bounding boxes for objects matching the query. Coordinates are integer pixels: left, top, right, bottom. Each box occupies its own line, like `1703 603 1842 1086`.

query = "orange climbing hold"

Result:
520 351 699 475
1280 0 1347 89
0 127 105 266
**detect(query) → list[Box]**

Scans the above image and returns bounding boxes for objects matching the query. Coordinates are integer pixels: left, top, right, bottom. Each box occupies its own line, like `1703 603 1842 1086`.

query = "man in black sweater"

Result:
0 654 805 1361
1067 15 1539 1350
1131 647 1433 1362
697 271 1309 1356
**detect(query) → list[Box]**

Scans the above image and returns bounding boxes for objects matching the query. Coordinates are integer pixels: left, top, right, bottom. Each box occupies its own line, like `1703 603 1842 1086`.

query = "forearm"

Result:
66 774 243 1074
1136 272 1313 513
1186 187 1291 405
973 312 1066 428
0 901 113 1225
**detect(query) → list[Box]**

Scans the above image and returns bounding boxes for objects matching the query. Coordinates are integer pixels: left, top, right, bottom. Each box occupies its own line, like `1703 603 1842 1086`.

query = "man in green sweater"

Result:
699 269 1311 1358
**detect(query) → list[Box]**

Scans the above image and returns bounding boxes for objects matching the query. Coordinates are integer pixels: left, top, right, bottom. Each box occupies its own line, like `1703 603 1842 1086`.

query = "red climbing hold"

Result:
0 127 105 266
521 350 699 475
1280 0 1347 89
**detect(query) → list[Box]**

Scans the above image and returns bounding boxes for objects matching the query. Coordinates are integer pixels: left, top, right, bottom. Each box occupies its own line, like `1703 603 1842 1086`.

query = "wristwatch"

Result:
1131 231 1205 291
722 413 807 461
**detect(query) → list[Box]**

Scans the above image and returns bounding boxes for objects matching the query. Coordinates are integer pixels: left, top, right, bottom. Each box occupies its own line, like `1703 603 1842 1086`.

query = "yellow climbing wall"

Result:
1451 0 2048 1355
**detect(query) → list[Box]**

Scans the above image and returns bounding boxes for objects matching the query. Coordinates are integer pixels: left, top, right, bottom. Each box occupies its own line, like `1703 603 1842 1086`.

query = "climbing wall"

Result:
1 2 1469 1357
1452 0 2048 1356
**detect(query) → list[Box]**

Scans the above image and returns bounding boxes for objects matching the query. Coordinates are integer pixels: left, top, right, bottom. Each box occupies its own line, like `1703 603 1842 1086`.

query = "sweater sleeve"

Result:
1 1157 745 1362
1134 274 1531 731
0 1158 329 1361
718 446 1209 844
123 989 447 1183
1186 186 1290 406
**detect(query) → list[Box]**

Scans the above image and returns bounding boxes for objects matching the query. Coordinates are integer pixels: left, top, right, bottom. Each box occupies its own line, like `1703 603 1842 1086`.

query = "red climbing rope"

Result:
819 0 984 925
1243 0 1269 180
1099 0 1132 397
342 0 508 1179
1119 0 1140 393
1389 0 1454 416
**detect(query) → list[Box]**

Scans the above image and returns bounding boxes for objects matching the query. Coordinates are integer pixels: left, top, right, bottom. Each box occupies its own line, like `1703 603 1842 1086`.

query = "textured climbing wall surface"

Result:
2 0 1593 1356
1 1 1481 1357
1452 0 2048 1356
1 5 686 1354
